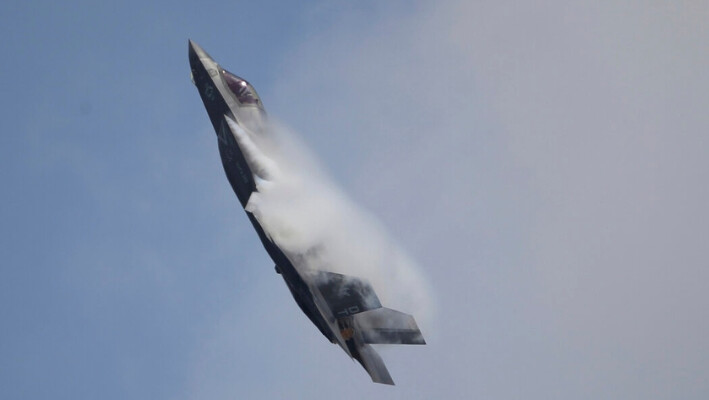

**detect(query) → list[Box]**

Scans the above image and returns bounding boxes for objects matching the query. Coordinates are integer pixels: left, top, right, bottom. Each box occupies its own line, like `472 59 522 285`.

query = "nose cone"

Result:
188 39 214 63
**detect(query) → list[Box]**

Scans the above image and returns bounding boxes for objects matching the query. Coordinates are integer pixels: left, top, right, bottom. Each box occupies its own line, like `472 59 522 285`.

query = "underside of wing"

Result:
311 271 382 318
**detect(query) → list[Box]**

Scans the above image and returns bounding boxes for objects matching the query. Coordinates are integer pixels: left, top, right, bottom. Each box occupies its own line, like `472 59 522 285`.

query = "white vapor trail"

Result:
228 116 434 330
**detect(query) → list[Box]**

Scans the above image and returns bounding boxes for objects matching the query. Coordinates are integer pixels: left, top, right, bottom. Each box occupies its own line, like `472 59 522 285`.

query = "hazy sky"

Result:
1 1 707 399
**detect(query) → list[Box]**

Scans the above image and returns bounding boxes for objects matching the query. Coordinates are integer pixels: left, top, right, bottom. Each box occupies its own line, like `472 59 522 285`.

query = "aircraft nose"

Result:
188 39 214 62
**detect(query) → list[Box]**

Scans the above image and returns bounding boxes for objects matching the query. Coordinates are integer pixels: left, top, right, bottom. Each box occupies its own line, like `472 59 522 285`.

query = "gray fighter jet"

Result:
188 40 425 385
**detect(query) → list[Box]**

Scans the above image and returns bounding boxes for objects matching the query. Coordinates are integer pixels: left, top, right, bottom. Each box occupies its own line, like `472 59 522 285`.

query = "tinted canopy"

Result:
221 69 262 106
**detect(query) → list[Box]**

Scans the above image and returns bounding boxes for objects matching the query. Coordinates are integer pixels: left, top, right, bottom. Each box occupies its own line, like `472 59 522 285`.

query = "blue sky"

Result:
2 1 708 399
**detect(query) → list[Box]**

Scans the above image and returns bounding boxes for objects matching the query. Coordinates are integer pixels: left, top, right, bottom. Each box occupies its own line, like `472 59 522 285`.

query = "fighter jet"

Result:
188 40 425 385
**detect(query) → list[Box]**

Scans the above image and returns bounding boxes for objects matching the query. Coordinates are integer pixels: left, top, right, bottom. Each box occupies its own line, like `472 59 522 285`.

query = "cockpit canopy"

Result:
221 68 262 107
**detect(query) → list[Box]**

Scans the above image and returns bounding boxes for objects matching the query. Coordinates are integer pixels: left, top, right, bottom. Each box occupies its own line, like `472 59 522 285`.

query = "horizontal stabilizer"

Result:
353 308 426 345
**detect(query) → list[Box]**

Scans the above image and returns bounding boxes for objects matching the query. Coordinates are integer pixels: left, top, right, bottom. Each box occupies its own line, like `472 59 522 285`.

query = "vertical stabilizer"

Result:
353 343 394 385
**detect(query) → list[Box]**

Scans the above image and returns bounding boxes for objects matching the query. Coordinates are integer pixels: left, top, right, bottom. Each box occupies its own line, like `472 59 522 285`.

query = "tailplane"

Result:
353 307 426 345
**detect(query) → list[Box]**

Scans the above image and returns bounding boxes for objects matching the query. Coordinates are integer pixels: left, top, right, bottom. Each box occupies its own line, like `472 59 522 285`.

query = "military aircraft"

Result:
188 40 425 385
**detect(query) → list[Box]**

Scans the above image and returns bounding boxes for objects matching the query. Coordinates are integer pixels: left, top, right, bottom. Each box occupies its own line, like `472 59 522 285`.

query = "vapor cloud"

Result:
232 116 434 328
264 0 709 397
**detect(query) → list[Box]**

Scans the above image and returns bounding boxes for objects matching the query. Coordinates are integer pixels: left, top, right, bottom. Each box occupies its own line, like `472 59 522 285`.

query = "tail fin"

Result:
353 308 426 345
354 343 394 385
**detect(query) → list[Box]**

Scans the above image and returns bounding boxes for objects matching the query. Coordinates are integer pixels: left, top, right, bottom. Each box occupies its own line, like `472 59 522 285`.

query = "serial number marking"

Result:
336 306 360 317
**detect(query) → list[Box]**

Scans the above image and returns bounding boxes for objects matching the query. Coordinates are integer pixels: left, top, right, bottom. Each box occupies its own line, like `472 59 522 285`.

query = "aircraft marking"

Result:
204 83 216 101
337 306 361 317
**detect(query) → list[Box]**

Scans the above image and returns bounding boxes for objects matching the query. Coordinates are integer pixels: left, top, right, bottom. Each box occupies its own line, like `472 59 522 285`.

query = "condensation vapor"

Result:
227 116 434 330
